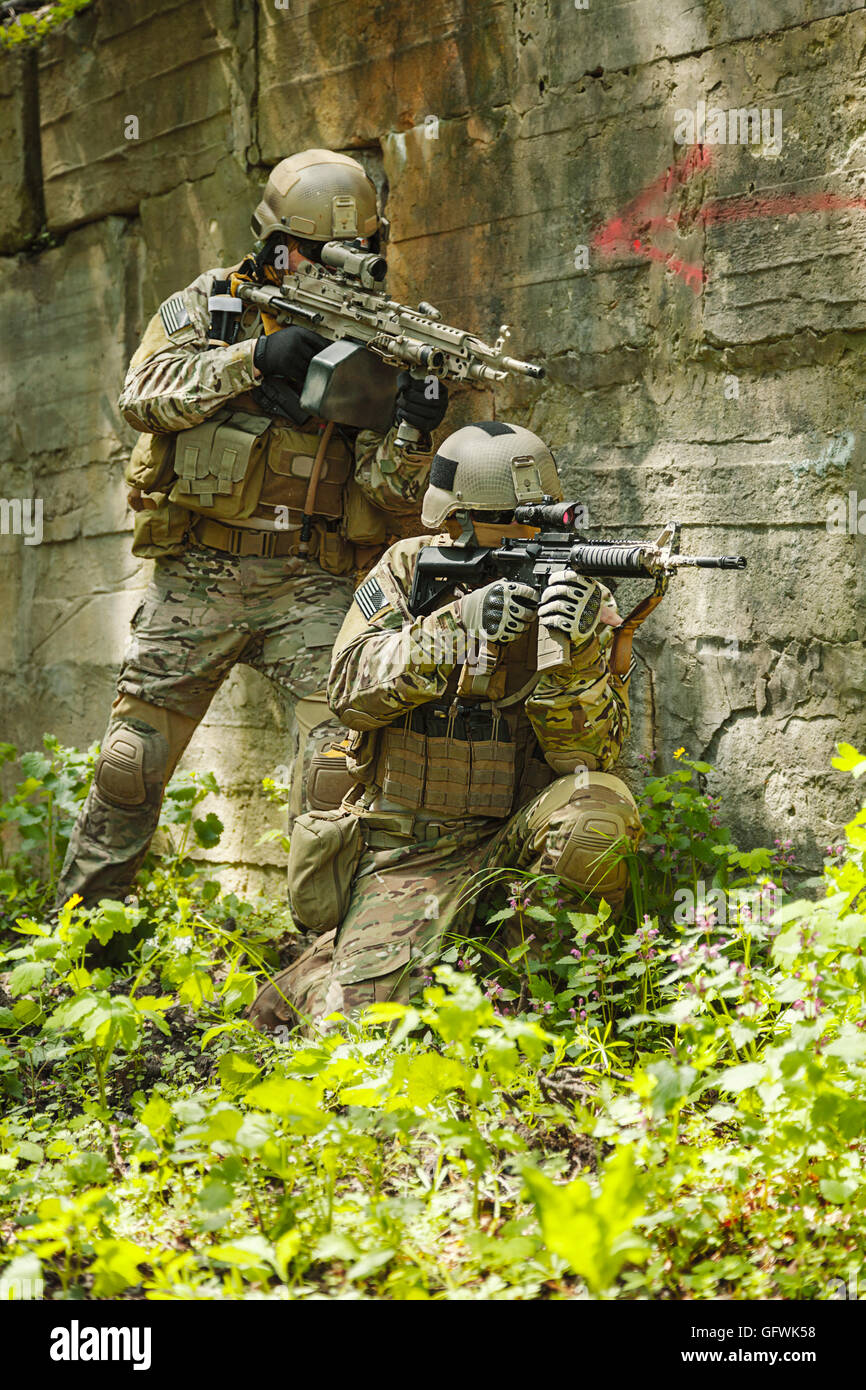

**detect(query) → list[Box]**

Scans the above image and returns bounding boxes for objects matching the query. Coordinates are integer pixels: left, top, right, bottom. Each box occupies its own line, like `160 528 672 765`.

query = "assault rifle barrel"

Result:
565 541 747 578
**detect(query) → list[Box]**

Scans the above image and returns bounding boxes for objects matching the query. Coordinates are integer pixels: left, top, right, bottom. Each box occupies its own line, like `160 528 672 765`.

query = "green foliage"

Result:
0 0 94 51
0 737 94 922
523 1147 646 1294
0 735 865 1300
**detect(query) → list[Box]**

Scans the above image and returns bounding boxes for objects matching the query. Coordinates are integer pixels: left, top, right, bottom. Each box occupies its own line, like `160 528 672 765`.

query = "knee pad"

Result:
307 740 357 812
94 720 169 810
529 772 642 904
289 695 355 815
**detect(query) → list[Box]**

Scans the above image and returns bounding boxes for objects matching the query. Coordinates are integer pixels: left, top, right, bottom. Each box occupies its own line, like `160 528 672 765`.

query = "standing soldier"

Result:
56 150 448 910
249 422 644 1033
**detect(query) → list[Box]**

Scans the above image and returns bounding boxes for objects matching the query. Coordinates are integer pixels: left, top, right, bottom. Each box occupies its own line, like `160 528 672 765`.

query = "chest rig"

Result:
169 399 353 527
372 626 550 820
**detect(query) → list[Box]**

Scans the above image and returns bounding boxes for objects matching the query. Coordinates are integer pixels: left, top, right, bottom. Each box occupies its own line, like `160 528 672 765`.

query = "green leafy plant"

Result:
1 736 865 1302
0 0 94 52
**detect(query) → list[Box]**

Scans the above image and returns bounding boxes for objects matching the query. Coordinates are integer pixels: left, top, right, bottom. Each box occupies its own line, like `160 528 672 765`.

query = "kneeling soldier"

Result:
249 422 642 1032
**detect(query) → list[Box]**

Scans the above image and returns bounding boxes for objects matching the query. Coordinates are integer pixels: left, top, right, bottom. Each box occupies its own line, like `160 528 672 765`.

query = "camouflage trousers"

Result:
56 544 355 908
248 771 641 1035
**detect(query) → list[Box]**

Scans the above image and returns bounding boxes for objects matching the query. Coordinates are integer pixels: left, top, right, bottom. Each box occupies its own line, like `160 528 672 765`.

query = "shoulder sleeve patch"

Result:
159 293 196 343
354 574 391 621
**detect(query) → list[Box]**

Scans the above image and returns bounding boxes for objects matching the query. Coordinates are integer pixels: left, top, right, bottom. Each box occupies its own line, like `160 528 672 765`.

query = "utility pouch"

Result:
130 495 191 558
375 723 428 809
265 427 351 518
345 728 379 786
317 526 355 575
126 432 176 493
287 808 363 934
343 476 388 546
170 410 271 513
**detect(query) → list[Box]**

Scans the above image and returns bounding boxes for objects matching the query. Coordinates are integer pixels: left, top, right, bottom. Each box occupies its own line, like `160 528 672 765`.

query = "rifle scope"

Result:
514 501 582 528
321 239 388 283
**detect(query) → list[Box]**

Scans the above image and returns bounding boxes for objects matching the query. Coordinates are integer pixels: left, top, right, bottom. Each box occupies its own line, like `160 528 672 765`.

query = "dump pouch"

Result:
287 808 363 934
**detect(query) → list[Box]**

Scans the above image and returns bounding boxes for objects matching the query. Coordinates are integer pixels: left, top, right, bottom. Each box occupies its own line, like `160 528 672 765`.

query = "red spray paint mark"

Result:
591 145 866 292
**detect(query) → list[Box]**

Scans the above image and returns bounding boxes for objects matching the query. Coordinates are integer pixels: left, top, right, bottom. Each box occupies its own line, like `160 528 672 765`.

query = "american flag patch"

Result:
355 575 389 620
159 293 191 337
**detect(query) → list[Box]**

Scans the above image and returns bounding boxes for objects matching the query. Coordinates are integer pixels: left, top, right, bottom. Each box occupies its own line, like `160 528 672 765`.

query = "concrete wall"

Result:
1 0 864 890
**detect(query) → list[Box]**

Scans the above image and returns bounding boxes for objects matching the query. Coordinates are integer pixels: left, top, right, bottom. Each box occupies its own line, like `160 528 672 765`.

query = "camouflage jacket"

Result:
117 260 431 515
328 535 632 779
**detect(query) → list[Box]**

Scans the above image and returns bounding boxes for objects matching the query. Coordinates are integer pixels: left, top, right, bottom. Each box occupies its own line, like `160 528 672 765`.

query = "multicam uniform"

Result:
56 262 432 908
248 533 643 1033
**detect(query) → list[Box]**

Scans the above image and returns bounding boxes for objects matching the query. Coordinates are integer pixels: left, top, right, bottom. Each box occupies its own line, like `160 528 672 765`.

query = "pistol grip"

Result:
537 625 571 672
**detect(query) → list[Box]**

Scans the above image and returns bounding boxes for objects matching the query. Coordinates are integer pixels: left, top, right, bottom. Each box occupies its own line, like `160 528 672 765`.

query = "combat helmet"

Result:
251 149 379 243
421 421 563 529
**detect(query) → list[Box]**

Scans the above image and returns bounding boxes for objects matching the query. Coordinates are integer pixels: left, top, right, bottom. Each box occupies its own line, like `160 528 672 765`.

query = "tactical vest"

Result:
125 399 387 572
351 625 555 820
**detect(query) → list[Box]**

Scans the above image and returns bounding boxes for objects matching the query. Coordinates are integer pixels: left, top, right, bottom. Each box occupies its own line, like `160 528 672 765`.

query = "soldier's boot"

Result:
55 695 198 912
246 930 337 1037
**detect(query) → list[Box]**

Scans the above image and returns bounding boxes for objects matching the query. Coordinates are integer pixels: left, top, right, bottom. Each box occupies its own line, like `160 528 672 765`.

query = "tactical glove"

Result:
253 325 329 389
538 569 610 644
460 579 539 644
249 377 311 426
394 370 450 431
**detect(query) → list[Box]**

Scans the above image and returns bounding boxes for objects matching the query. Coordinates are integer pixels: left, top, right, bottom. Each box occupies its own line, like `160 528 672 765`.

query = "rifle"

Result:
229 241 544 447
407 502 747 691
